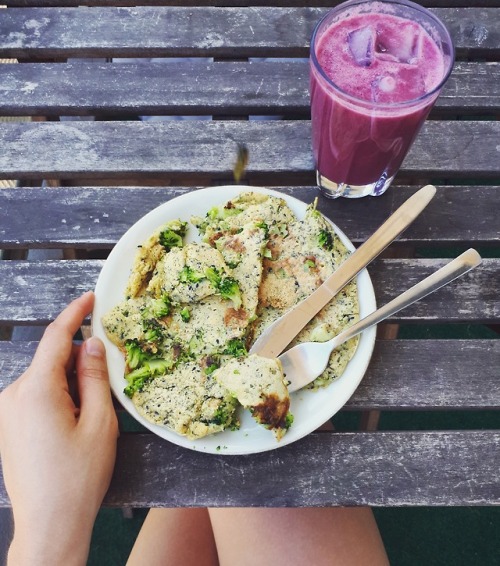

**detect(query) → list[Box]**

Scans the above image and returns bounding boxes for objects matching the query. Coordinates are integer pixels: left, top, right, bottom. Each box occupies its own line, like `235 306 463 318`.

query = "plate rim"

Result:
92 185 376 455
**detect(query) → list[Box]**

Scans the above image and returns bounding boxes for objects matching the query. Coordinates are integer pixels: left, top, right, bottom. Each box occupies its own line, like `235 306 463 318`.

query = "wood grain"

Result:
1 186 498 248
1 340 498 410
0 61 497 117
0 7 498 59
0 120 498 182
4 1 500 8
3 430 496 507
0 258 497 324
106 430 500 506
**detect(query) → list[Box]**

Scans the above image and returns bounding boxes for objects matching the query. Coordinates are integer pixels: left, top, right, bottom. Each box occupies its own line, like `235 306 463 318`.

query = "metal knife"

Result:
249 184 436 358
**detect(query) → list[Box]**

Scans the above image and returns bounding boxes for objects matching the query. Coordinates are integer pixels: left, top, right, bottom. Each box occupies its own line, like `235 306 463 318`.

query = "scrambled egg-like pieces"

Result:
214 355 291 440
101 191 359 440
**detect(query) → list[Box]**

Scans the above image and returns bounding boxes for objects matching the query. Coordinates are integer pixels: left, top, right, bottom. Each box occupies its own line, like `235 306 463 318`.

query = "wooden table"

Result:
0 1 498 508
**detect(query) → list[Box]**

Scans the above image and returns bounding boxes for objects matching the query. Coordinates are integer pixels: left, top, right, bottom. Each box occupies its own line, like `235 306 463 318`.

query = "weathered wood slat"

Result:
439 62 500 113
104 430 500 507
0 8 498 59
0 61 497 117
1 6 325 59
351 340 500 410
1 186 499 248
1 340 498 410
0 430 493 507
3 430 497 507
0 259 497 324
368 258 499 323
0 120 498 182
4 1 500 9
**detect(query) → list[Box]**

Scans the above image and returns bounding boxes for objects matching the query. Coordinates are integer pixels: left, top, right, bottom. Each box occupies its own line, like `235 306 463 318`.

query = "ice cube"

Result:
378 75 396 92
375 25 422 65
348 26 375 67
370 75 396 102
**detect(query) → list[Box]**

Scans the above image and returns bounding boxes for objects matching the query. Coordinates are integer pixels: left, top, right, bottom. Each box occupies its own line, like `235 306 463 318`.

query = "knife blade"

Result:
249 184 436 358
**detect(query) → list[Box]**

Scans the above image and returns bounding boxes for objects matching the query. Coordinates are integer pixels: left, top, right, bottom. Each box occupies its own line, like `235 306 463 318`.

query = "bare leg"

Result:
127 508 219 566
208 507 389 566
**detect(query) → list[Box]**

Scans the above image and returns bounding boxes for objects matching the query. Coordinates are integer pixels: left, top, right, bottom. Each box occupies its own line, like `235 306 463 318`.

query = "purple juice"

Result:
310 0 454 198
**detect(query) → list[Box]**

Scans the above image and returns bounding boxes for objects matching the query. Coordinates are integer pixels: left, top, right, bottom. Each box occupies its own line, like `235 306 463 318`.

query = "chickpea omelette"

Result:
101 191 359 442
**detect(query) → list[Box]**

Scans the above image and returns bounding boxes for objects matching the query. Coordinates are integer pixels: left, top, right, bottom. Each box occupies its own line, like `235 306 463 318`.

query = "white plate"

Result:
92 186 376 455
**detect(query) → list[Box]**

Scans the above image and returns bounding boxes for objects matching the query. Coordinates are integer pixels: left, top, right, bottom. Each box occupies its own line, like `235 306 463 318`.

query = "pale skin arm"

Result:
0 292 119 566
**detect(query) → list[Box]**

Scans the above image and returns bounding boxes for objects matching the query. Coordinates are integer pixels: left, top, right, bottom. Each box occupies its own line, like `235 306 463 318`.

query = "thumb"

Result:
77 337 115 426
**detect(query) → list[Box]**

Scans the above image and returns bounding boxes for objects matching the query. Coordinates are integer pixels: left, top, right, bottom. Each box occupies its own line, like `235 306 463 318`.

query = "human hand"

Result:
0 291 119 566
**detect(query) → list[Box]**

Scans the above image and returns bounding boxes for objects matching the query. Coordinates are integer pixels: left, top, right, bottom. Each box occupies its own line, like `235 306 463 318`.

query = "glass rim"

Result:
310 0 455 110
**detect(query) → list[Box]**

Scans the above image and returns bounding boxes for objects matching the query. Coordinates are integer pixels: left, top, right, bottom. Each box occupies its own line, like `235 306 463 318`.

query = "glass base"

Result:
317 171 395 199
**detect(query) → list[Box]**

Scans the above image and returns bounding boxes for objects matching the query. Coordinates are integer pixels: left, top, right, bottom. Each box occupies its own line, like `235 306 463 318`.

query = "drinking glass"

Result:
310 0 454 198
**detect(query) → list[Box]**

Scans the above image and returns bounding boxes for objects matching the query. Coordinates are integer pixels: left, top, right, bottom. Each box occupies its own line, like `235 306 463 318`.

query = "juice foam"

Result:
316 12 445 105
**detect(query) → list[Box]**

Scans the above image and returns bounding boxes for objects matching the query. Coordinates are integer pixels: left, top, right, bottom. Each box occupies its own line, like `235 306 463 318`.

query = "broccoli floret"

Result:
207 206 220 221
144 327 160 343
180 307 191 322
255 221 269 237
211 404 231 426
140 296 171 342
142 318 165 343
212 406 228 425
143 295 172 318
207 203 243 222
190 215 207 235
204 267 242 309
222 338 247 357
218 276 242 310
124 340 148 370
146 357 175 375
159 230 183 250
205 363 218 375
165 219 188 236
123 355 175 398
209 401 239 430
179 266 204 284
205 266 222 287
124 366 150 398
318 229 334 250
204 354 220 375
188 331 204 356
158 220 187 250
284 413 294 429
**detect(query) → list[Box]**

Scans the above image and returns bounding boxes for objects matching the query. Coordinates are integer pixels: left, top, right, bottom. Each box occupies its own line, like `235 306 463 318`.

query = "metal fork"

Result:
280 249 482 393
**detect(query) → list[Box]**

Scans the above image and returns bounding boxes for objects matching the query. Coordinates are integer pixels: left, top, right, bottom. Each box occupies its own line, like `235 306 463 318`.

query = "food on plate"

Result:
101 191 359 441
213 354 291 440
133 362 239 440
125 219 188 299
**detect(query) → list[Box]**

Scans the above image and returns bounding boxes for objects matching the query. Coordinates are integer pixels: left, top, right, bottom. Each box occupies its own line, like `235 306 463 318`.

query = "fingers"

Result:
76 337 118 436
31 292 95 379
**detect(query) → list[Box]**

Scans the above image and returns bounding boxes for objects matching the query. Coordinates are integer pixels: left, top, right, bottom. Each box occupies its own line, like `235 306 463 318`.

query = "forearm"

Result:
0 295 118 566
